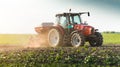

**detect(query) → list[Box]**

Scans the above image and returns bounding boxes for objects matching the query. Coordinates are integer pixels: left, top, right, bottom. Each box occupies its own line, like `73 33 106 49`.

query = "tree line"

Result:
103 31 120 33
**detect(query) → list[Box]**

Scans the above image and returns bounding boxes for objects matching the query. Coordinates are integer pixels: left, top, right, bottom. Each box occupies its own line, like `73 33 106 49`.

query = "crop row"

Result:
0 46 120 67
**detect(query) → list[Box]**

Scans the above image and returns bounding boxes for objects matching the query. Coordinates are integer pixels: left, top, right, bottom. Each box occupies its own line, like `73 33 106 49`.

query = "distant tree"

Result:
103 31 117 33
111 31 115 33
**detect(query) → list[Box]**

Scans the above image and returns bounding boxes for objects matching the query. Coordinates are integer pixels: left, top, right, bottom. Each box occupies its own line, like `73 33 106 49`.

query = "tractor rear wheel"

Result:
48 28 63 47
89 32 103 47
71 31 85 47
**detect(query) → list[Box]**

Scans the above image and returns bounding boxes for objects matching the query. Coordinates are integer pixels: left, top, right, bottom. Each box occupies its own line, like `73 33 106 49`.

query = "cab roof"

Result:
56 13 80 16
56 12 90 17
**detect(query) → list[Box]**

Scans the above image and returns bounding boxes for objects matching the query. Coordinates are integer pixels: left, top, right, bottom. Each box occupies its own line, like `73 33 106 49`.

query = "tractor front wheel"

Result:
89 32 103 47
71 32 85 47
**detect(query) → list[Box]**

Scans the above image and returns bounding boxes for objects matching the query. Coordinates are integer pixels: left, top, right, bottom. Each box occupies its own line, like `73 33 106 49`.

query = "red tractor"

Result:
35 10 103 47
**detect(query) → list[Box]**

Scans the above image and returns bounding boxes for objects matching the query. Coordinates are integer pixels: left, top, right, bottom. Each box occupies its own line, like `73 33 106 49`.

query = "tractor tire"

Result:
71 31 85 47
89 32 103 47
48 28 63 47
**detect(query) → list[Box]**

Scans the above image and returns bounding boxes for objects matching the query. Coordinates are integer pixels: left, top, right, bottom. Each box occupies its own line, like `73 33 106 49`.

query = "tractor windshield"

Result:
71 15 81 24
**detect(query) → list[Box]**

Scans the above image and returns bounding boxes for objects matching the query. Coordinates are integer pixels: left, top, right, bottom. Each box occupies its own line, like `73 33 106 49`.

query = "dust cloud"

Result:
27 34 49 48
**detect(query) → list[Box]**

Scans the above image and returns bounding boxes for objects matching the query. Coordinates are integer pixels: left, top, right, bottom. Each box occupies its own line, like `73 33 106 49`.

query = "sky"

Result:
0 0 120 34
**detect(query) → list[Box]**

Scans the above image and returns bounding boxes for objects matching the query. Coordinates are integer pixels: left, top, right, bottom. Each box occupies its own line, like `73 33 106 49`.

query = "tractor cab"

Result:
56 13 81 29
56 12 90 29
55 12 94 36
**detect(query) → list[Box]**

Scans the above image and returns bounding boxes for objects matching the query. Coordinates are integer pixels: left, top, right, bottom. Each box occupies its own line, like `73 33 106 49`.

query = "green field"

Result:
102 33 120 45
0 34 34 46
0 33 120 45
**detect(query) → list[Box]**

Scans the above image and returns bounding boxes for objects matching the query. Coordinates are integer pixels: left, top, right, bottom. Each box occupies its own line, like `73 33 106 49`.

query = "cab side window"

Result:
59 16 67 28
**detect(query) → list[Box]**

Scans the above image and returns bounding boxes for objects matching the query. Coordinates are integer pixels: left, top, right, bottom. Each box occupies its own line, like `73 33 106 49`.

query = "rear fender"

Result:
55 25 65 35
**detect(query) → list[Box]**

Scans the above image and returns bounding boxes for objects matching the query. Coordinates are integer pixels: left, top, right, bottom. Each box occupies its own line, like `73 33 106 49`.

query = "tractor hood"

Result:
74 24 94 30
74 24 96 36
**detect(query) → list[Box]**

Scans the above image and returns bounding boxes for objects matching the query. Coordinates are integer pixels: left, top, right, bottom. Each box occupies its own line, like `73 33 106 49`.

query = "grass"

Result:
0 34 34 46
102 33 120 45
0 33 119 46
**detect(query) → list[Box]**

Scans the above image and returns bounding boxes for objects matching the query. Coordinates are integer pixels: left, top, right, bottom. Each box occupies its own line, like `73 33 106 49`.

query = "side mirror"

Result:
88 12 90 16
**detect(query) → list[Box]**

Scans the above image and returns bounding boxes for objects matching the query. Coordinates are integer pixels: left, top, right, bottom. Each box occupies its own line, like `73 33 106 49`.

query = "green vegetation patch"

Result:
0 47 120 66
102 33 120 45
0 34 34 45
0 33 120 46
